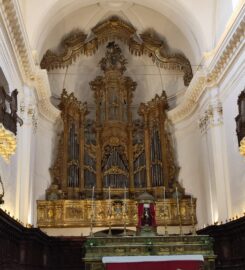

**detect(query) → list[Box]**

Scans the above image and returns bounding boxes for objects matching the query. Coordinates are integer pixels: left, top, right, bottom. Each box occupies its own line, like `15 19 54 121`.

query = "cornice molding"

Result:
0 0 59 122
207 8 245 85
0 1 244 124
0 0 34 80
168 72 206 122
169 4 244 123
34 69 60 120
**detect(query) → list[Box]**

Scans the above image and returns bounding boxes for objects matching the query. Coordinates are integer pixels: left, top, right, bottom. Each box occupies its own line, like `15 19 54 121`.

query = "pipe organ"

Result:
39 42 196 228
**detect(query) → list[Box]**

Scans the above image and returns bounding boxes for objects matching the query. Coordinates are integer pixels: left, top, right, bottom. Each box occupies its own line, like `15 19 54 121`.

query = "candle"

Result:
124 186 127 214
163 186 166 202
109 186 111 215
191 195 194 214
92 186 95 218
92 186 95 201
176 186 179 215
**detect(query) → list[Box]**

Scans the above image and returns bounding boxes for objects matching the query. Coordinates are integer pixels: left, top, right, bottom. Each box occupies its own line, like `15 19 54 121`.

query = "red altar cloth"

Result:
103 255 204 270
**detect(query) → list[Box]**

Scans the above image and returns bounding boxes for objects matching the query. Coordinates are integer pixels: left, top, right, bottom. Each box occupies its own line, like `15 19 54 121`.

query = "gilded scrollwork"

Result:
37 198 196 227
41 17 192 86
41 31 87 70
65 206 83 220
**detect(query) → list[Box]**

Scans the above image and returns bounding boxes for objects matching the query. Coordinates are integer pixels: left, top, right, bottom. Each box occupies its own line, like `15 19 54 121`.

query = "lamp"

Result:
0 86 21 161
0 123 17 161
239 137 245 156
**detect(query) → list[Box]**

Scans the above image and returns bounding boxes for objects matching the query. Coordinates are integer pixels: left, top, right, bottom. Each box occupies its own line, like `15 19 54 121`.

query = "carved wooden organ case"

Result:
49 42 180 199
40 42 196 228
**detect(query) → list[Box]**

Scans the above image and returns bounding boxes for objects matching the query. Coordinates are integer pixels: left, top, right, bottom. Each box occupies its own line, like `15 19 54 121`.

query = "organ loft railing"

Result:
39 42 196 228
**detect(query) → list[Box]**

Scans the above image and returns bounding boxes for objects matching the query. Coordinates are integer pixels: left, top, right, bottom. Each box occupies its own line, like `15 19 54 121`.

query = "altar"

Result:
83 235 215 270
102 255 204 270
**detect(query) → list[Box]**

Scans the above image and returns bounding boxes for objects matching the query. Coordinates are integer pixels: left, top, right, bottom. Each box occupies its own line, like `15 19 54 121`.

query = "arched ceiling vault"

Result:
9 0 242 123
25 0 205 64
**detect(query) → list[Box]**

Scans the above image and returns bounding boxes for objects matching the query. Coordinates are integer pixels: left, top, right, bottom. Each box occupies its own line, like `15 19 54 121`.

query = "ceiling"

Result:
18 0 237 111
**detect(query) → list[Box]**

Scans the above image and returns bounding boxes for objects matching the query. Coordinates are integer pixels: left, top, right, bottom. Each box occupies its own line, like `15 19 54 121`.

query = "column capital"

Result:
209 98 223 127
199 98 223 133
19 85 38 131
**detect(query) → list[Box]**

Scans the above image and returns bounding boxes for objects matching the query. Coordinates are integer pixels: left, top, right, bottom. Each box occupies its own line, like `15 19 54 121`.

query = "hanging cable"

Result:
158 65 164 92
62 65 69 89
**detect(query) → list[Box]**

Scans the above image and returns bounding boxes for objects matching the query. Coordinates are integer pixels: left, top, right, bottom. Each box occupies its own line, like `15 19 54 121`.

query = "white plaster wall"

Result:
174 117 208 228
214 0 234 45
199 123 219 225
221 51 245 218
33 114 58 225
0 25 25 218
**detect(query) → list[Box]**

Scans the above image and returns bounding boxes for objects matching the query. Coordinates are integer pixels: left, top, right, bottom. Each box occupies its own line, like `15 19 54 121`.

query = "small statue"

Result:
142 207 152 226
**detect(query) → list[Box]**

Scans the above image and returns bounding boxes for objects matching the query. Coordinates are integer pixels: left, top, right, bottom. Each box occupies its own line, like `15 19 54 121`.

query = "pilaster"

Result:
15 85 37 224
199 87 231 223
199 106 218 224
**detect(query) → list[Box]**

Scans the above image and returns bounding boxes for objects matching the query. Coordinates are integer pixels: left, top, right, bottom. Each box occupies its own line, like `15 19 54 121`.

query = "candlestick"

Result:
92 186 95 216
123 186 127 236
176 186 183 235
176 186 179 214
90 186 95 237
190 195 196 235
108 186 112 236
109 186 112 216
163 186 168 235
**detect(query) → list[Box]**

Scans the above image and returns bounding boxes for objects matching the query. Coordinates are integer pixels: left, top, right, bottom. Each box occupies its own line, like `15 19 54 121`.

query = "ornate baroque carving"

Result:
41 17 193 86
37 198 197 227
43 43 193 230
207 16 245 84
